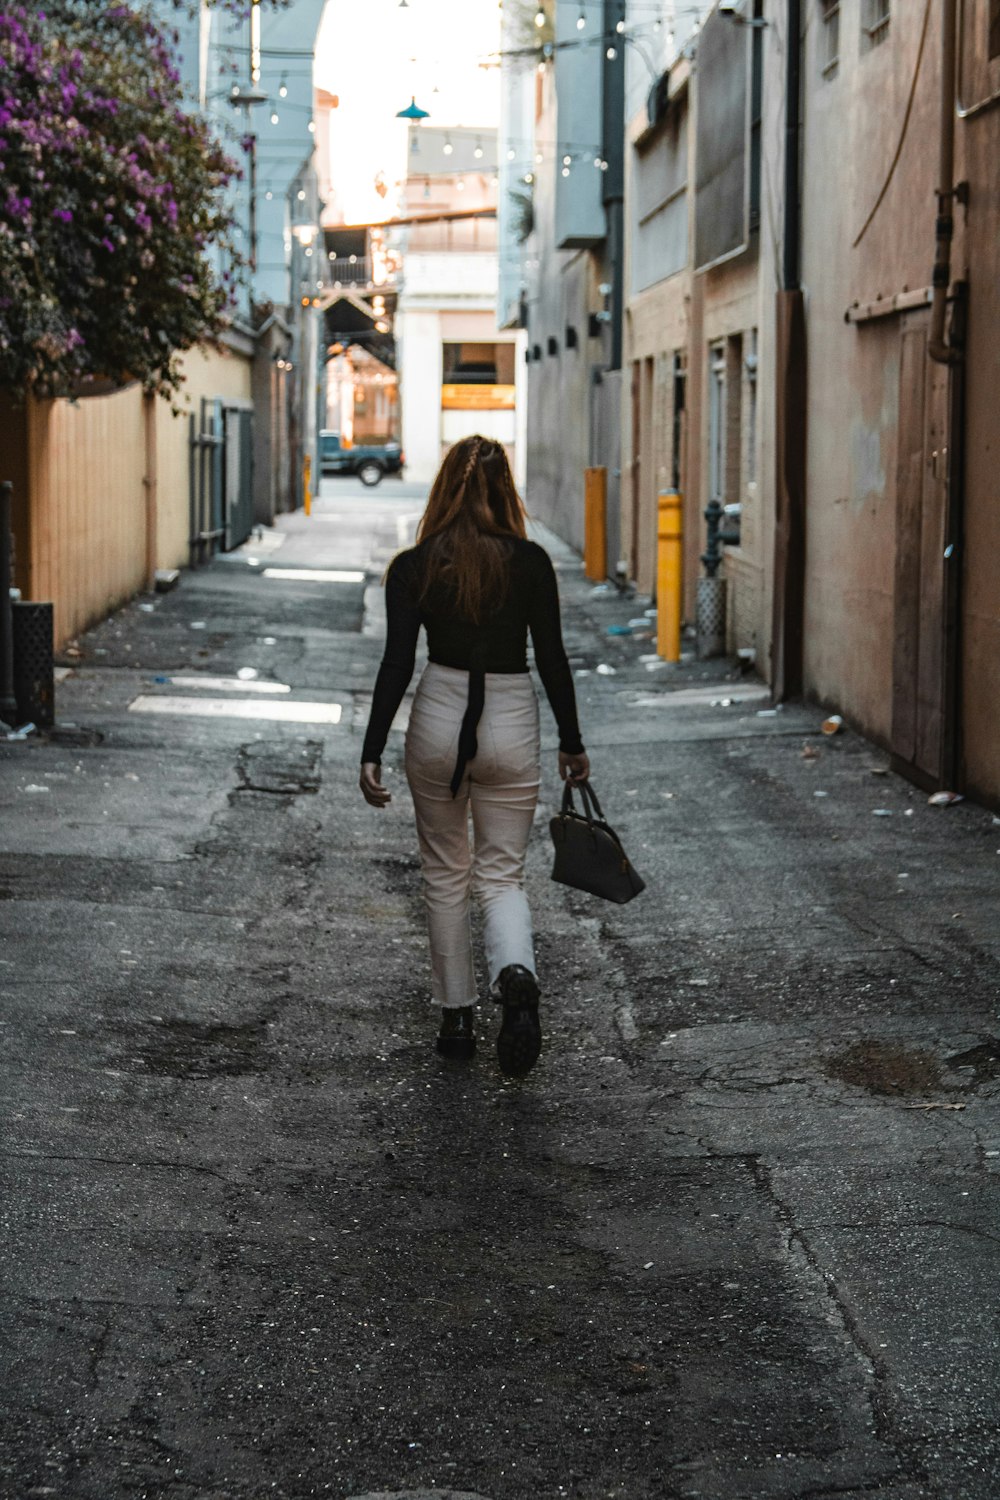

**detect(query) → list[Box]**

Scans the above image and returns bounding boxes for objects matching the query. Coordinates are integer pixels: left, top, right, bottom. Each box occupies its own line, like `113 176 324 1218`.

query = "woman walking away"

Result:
359 435 590 1077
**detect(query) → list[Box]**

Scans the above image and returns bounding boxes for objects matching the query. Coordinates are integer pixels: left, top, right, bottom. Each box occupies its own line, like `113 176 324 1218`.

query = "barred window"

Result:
820 0 840 77
862 0 890 49
815 0 839 76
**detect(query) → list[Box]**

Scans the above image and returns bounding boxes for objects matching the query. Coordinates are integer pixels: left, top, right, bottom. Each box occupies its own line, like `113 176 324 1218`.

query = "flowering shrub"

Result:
0 2 246 400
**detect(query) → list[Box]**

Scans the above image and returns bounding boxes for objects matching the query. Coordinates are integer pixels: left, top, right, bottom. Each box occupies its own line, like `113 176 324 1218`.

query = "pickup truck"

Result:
319 431 404 487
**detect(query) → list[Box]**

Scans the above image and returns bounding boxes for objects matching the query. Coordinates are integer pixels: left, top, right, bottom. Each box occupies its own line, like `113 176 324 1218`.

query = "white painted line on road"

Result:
129 695 343 724
163 675 291 695
261 567 365 583
628 684 771 708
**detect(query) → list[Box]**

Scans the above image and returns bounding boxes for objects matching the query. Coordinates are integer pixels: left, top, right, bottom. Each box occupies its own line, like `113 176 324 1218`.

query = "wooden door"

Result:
891 319 951 787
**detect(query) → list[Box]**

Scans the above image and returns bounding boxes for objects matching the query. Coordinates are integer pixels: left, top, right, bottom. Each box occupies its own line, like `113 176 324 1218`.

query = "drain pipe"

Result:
929 0 961 365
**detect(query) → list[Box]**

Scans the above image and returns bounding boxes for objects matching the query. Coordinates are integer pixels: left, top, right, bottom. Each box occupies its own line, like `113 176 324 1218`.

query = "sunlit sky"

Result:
315 0 502 225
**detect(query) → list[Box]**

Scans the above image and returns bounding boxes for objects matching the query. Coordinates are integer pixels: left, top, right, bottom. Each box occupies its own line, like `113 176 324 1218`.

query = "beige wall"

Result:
800 0 1000 803
798 4 941 744
621 49 778 657
2 340 253 649
953 5 1000 802
26 386 148 647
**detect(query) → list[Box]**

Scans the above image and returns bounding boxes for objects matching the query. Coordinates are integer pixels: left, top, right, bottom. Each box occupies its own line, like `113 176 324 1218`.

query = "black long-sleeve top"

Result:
361 537 585 781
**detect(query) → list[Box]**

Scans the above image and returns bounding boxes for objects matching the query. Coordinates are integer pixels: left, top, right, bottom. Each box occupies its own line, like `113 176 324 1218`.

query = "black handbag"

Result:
549 780 646 905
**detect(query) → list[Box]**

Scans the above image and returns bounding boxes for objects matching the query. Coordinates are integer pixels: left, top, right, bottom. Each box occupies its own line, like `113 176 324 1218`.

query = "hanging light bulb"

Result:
474 136 484 159
616 18 625 33
562 154 571 165
576 8 585 28
443 134 453 155
456 177 465 191
535 150 543 163
507 147 516 160
606 44 617 59
524 172 533 184
270 110 279 124
534 6 545 26
561 166 570 177
278 77 288 98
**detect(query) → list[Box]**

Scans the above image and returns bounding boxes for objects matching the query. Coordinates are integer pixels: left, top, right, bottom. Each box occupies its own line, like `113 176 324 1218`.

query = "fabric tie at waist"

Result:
450 666 485 796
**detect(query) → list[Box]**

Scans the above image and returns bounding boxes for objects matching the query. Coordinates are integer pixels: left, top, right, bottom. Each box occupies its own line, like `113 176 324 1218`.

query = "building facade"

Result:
507 0 1000 804
393 127 520 485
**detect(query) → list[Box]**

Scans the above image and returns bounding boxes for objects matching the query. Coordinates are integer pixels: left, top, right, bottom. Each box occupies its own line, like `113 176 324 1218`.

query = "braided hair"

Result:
413 434 528 623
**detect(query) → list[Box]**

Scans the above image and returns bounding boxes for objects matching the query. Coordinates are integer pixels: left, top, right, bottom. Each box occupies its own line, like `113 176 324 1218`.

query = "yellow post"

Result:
583 466 607 581
303 452 312 517
657 490 683 662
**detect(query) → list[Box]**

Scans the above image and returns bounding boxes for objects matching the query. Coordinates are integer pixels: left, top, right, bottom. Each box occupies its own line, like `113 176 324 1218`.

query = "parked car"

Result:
319 431 404 487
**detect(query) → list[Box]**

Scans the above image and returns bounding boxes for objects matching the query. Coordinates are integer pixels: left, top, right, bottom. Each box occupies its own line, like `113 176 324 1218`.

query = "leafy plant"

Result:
0 2 250 401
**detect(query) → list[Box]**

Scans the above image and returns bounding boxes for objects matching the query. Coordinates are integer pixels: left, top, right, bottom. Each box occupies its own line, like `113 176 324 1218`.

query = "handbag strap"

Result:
561 779 606 824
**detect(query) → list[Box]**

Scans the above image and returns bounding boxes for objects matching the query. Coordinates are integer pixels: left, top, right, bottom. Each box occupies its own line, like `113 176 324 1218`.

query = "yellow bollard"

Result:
657 490 683 662
583 466 607 582
303 452 312 517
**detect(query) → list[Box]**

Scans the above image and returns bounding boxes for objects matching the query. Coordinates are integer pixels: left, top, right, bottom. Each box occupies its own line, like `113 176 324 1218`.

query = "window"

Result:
862 0 890 50
631 100 688 294
991 0 1000 61
820 0 840 77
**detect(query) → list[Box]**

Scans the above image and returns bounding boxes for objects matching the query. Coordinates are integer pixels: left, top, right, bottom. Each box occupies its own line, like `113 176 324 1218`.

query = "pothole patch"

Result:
234 738 323 796
824 1040 943 1097
130 1017 268 1078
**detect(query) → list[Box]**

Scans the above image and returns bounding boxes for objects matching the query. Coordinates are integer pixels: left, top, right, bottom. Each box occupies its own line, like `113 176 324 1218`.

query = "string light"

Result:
474 136 484 158
278 77 287 98
606 44 617 59
562 154 571 165
534 6 545 26
507 147 515 160
561 165 570 177
616 18 625 32
576 8 586 27
270 110 279 123
443 134 453 155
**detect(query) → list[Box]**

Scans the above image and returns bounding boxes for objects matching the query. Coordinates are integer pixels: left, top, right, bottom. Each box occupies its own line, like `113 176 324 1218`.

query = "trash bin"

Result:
12 600 55 728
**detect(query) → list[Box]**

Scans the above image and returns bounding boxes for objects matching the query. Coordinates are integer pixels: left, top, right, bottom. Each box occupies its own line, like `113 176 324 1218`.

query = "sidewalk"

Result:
2 485 999 1500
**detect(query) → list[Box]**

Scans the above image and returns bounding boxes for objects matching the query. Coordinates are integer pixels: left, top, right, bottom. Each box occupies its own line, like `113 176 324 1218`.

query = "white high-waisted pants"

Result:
404 662 541 1008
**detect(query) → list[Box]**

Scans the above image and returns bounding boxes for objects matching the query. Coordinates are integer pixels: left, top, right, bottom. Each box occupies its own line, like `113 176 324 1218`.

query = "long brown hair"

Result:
413 435 527 623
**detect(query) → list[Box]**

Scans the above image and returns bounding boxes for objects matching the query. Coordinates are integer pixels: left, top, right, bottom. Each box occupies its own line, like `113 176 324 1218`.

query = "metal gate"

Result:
189 398 254 566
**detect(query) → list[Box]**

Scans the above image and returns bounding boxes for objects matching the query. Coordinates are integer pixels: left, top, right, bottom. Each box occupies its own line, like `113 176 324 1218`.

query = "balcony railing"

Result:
326 256 397 289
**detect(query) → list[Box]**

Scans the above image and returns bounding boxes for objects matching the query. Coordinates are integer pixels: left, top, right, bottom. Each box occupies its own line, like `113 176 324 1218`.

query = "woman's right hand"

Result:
359 762 391 808
559 751 590 784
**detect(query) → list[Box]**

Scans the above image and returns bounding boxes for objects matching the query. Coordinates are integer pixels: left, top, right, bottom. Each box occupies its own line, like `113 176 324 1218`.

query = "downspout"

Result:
770 0 807 702
602 0 626 372
782 0 802 292
929 0 961 365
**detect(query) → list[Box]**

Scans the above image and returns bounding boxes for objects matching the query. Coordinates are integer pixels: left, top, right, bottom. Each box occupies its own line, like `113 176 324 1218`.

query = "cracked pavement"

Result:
1 479 999 1500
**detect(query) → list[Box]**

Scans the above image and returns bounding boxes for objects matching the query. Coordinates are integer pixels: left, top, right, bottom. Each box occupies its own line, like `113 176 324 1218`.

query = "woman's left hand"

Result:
359 762 391 808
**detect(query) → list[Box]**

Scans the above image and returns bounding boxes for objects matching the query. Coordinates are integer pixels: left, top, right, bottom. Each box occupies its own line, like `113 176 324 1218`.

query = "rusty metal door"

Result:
891 318 951 788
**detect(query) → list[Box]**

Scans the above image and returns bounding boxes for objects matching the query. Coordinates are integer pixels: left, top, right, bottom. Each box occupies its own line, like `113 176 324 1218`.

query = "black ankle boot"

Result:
495 964 541 1078
436 1005 476 1059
